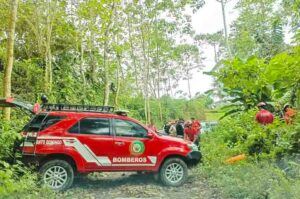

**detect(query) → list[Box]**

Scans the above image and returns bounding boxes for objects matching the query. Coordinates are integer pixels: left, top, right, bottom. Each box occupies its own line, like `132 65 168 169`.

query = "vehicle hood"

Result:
158 134 190 145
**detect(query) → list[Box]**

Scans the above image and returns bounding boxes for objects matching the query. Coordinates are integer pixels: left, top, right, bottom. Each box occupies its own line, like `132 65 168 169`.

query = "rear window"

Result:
24 114 65 132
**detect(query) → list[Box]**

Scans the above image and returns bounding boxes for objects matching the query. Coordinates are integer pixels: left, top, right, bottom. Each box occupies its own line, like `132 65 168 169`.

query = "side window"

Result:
24 114 47 132
40 115 66 130
69 122 79 134
114 119 147 138
69 118 110 135
23 114 65 132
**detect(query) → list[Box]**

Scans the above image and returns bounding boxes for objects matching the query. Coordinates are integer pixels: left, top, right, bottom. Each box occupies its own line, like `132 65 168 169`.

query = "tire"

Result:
159 158 188 186
39 159 74 191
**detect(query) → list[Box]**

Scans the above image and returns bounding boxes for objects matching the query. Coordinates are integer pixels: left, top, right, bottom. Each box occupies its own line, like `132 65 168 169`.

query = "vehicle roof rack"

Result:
42 103 115 113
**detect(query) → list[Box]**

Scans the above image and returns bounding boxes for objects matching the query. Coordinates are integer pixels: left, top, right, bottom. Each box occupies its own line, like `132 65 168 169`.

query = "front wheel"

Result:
159 158 188 186
39 159 74 191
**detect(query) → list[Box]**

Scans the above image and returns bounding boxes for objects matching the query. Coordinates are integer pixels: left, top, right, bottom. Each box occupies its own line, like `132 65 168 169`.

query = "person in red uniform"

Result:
256 102 274 125
184 121 199 145
191 117 201 133
283 104 297 125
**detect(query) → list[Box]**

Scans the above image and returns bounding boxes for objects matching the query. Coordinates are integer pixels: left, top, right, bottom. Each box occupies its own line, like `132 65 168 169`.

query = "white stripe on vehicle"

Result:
23 141 34 147
97 156 112 166
63 138 102 166
148 156 157 164
37 136 156 167
111 164 155 166
37 136 75 140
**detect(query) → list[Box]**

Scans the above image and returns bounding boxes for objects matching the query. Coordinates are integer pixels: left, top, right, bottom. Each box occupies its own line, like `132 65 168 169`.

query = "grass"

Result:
198 124 300 199
204 109 224 121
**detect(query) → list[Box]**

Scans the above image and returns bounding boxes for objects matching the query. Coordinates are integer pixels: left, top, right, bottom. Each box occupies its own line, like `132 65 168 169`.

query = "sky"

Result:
176 0 239 97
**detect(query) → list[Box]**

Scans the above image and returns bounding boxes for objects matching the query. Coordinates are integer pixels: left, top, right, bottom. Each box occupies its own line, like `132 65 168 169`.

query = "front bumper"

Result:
186 151 202 166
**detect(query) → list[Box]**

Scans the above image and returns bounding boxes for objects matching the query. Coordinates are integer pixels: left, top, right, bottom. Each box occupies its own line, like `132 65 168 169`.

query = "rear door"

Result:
112 118 158 170
0 98 39 153
67 117 115 170
0 98 37 114
21 113 65 154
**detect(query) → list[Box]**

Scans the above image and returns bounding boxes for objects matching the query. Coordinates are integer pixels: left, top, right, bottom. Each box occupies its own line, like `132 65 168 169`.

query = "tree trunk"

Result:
168 77 173 97
80 39 87 104
146 26 152 124
103 42 110 106
140 24 150 124
218 0 232 58
44 0 53 93
89 32 97 84
114 54 122 108
155 32 163 122
187 75 192 99
220 0 228 41
80 40 86 86
44 43 52 93
147 97 151 124
213 43 218 63
144 98 148 124
102 2 116 106
127 17 139 89
138 6 153 124
3 0 18 121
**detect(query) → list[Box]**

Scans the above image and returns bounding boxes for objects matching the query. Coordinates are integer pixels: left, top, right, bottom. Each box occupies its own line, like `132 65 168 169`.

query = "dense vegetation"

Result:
200 112 300 198
0 0 208 123
198 1 300 197
0 0 300 198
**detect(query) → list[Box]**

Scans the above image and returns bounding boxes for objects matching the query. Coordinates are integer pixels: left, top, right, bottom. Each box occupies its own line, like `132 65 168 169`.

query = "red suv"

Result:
1 98 201 191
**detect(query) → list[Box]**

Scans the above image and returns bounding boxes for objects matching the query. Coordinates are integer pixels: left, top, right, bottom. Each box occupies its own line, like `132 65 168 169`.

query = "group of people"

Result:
256 102 297 125
163 118 202 146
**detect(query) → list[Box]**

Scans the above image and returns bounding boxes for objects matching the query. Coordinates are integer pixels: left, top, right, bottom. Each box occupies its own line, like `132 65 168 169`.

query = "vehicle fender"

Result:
39 151 86 172
155 147 189 170
63 148 86 172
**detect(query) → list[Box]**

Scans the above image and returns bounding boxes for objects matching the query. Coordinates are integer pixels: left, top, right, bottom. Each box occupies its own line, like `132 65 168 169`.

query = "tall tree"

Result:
216 0 232 58
3 0 18 120
230 0 285 59
195 31 225 64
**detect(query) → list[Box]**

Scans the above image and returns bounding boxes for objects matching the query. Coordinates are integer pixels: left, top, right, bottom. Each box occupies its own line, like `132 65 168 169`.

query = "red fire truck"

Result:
0 98 201 191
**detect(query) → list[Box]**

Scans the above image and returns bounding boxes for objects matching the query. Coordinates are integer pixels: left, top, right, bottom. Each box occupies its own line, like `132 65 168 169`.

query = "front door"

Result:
112 118 158 170
67 117 114 170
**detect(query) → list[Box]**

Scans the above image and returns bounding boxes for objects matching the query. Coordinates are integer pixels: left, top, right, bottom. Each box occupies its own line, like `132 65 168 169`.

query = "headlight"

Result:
188 143 199 151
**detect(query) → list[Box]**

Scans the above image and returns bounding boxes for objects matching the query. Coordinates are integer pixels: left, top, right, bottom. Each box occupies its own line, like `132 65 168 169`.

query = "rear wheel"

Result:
39 159 74 191
159 158 188 186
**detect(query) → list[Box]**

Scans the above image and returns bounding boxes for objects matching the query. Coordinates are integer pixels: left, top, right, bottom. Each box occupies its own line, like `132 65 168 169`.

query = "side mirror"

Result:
147 131 154 139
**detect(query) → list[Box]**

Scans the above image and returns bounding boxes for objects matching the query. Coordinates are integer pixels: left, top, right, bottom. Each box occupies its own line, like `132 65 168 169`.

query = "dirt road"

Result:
60 168 220 199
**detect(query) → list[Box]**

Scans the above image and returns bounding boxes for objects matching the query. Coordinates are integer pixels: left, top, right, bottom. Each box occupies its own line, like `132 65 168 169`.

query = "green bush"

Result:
198 110 300 198
204 110 300 160
0 161 57 199
0 161 37 199
0 117 56 198
198 160 300 199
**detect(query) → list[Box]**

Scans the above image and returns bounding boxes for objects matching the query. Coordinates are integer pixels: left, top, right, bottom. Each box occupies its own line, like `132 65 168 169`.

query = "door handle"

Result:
114 141 125 146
